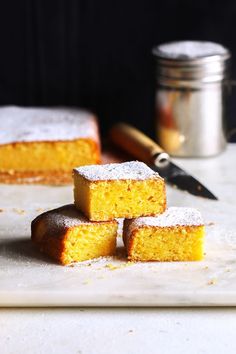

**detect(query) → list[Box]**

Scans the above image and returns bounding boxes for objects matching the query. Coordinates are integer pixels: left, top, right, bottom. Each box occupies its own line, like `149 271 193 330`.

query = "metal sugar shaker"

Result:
152 41 231 157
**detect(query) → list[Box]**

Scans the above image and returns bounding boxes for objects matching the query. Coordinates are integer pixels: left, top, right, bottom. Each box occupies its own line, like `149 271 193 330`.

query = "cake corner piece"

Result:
31 204 118 265
123 207 205 262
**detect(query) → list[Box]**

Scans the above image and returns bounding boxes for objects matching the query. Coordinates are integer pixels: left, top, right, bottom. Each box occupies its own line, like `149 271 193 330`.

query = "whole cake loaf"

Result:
0 106 101 184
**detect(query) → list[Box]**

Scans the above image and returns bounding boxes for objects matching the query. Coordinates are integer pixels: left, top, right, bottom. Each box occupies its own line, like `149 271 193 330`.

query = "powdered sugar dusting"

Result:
33 204 116 235
0 106 99 144
126 207 203 236
74 161 160 181
155 41 228 60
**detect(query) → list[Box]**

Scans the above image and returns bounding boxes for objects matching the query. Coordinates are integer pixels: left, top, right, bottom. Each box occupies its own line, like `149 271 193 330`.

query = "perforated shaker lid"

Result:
152 41 230 83
153 41 230 61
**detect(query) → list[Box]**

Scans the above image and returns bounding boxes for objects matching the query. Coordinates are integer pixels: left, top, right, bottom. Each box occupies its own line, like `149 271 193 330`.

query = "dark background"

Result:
0 0 235 140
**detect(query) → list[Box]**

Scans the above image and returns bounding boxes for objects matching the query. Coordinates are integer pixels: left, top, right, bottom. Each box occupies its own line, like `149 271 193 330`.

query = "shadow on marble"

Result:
0 238 57 265
0 238 128 266
115 245 127 262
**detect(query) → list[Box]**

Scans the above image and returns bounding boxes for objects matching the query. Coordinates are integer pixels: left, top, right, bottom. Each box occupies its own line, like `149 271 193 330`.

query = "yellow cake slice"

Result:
0 106 101 184
31 204 118 265
73 161 166 221
123 207 205 261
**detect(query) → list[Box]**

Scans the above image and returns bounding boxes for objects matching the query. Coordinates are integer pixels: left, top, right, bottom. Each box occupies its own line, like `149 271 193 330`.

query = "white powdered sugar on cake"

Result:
0 106 99 144
35 205 116 234
74 161 160 181
127 207 203 236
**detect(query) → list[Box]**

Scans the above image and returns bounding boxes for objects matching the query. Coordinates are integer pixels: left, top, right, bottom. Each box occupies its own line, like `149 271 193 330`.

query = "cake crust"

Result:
0 170 71 185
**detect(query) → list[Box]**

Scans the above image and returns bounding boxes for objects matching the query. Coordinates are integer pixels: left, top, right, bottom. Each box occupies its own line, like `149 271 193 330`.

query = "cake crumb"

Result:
106 263 119 270
0 208 4 212
207 222 215 226
121 261 135 268
208 278 217 285
225 268 231 272
36 208 45 212
83 279 91 285
105 261 135 271
13 208 25 215
204 266 209 270
128 330 134 334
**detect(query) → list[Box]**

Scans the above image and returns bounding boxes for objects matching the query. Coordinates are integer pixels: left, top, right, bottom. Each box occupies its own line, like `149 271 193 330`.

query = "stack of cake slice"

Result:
31 161 205 265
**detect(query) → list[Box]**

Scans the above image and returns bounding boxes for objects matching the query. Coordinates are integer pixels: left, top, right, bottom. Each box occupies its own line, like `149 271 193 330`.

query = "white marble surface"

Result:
0 144 236 307
1 307 236 354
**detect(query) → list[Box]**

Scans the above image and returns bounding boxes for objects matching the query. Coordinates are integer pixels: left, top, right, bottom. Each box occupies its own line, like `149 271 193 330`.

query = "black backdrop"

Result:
0 0 235 140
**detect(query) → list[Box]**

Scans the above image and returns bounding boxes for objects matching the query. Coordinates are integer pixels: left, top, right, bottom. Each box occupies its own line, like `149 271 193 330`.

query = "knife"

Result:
109 123 218 200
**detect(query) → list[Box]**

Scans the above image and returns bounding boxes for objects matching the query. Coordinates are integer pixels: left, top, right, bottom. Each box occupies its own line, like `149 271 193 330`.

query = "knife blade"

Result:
109 123 218 200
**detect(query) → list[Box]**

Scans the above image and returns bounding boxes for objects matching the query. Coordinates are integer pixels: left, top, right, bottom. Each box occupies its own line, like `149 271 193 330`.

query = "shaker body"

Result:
156 82 227 157
153 41 230 157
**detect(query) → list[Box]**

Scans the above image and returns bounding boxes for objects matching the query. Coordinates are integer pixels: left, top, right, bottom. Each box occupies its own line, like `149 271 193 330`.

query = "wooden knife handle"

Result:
110 123 168 165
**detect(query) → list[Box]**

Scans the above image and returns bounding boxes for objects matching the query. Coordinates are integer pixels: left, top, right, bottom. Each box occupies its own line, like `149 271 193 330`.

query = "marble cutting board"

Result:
0 145 236 307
